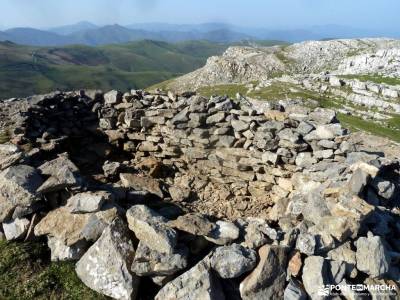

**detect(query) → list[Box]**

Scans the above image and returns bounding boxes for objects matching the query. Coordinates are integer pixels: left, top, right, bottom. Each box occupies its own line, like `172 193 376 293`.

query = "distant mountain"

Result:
127 22 231 33
0 31 10 41
4 27 76 46
0 39 229 99
1 22 397 47
49 21 99 35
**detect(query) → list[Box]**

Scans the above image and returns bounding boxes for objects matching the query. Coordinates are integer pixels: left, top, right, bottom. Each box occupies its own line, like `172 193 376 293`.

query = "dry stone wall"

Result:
1 89 400 299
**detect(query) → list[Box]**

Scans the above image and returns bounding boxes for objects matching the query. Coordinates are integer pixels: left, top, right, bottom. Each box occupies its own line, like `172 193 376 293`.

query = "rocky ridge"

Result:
0 88 400 299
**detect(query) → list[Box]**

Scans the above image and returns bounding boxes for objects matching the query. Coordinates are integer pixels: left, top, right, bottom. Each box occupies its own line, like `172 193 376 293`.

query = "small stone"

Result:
126 205 177 254
76 219 139 300
210 244 257 278
371 177 396 200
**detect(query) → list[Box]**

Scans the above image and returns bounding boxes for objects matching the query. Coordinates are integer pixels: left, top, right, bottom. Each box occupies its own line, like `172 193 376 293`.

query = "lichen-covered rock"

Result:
76 219 139 300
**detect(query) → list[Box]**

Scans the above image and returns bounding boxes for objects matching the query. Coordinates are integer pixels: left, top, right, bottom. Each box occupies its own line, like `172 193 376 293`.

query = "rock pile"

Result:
0 89 400 299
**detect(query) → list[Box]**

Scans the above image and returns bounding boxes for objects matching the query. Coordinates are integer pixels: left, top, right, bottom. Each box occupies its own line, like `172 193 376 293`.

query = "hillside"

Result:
154 38 400 142
0 40 229 99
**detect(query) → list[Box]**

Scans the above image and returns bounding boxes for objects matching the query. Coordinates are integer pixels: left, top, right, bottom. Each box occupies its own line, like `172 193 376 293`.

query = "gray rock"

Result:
126 205 177 254
295 152 317 168
2 217 30 240
131 241 188 276
169 213 216 236
103 161 121 178
155 259 225 300
76 219 139 300
240 245 288 300
37 164 81 193
371 177 396 200
47 236 87 261
284 279 308 300
355 233 390 278
262 151 279 165
327 242 357 278
296 121 314 136
347 168 370 196
309 108 336 124
206 112 226 124
0 165 43 222
210 244 257 278
66 191 113 213
296 232 316 256
205 220 240 245
104 90 122 105
231 119 249 132
302 256 330 299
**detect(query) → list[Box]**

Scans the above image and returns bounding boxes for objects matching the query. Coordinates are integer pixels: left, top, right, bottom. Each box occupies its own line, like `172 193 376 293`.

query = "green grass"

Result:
0 240 107 300
336 113 400 142
341 74 400 86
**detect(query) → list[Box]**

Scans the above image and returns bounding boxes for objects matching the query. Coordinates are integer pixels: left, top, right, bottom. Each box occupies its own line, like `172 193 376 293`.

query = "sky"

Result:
0 0 399 31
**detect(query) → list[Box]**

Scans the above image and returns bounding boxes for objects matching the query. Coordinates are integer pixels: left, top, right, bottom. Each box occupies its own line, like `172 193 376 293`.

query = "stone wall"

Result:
1 89 400 299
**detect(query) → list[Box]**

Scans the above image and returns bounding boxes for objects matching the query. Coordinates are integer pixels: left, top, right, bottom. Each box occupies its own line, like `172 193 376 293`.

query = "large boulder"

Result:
240 245 288 299
126 205 177 254
76 219 139 300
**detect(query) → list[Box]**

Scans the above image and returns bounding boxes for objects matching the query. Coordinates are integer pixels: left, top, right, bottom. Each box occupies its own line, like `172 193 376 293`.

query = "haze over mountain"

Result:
0 21 398 47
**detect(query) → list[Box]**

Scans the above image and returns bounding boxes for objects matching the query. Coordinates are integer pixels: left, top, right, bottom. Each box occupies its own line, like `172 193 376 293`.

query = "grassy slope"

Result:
0 40 228 99
0 240 107 300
